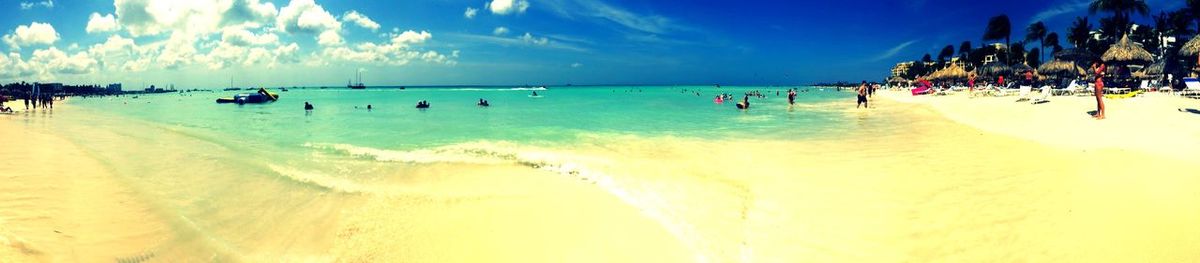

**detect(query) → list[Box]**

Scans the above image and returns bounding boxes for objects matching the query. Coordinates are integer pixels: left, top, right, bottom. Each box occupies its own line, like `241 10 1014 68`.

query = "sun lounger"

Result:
1015 85 1033 101
1032 85 1053 104
1183 78 1200 98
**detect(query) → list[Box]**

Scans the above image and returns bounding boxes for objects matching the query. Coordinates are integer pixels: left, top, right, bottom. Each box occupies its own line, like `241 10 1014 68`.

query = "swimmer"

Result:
304 102 314 111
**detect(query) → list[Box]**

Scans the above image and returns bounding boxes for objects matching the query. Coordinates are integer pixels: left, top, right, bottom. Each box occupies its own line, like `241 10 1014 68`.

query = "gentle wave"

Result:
437 87 548 91
303 142 713 262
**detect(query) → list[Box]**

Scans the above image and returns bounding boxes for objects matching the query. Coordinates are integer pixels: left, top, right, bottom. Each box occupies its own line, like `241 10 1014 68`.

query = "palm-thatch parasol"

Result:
938 63 969 80
1012 63 1034 73
1138 61 1164 75
1102 34 1153 63
978 62 1012 76
887 76 909 84
1038 59 1085 77
1180 36 1200 56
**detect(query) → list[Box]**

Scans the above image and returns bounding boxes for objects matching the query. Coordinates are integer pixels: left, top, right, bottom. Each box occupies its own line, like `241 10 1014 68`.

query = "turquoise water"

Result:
70 86 856 150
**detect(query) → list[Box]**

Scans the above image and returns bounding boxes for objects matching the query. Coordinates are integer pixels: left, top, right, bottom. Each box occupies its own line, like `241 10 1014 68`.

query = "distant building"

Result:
39 83 63 93
107 83 122 93
891 62 914 78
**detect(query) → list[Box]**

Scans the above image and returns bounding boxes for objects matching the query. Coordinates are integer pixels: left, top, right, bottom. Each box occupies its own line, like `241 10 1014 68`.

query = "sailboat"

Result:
348 70 366 89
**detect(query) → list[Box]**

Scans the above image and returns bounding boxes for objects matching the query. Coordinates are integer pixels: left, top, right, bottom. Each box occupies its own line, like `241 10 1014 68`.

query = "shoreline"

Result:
875 89 1200 160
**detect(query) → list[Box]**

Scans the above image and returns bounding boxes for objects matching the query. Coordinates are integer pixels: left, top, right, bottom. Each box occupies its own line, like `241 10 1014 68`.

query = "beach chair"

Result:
1015 85 1033 101
990 83 1018 96
1183 78 1200 98
1032 85 1053 104
1138 80 1151 91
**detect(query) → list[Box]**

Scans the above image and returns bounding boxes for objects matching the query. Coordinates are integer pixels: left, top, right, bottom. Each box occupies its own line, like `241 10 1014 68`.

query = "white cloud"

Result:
493 27 510 36
392 30 431 45
1029 0 1090 25
464 7 478 19
32 47 97 74
277 0 341 34
86 13 121 34
19 0 53 10
222 27 279 46
3 22 59 49
488 0 529 15
343 10 380 31
871 39 919 62
521 32 549 45
114 0 279 37
318 30 343 46
542 0 681 34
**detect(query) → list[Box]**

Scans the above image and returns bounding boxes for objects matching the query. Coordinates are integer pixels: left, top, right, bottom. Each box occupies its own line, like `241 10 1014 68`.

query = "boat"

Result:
216 88 279 104
348 70 366 89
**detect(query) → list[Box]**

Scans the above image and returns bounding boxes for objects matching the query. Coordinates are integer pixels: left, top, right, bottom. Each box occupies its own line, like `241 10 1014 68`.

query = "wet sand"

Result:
2 94 1199 262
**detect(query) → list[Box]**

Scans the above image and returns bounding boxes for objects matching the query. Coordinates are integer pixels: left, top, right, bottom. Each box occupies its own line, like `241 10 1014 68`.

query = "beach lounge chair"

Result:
1015 85 1033 101
993 83 1018 97
1183 78 1200 98
1032 85 1053 104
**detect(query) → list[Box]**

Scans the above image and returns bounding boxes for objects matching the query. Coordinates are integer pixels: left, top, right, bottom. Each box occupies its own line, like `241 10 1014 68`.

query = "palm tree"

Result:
938 45 956 67
1088 0 1150 37
1026 21 1048 62
984 15 1012 64
1187 0 1200 31
1068 17 1093 48
1027 49 1041 67
1044 32 1061 55
1009 42 1027 64
959 41 973 61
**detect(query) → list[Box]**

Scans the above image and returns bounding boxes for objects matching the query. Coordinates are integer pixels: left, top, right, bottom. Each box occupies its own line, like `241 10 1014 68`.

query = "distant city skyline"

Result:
0 0 1188 88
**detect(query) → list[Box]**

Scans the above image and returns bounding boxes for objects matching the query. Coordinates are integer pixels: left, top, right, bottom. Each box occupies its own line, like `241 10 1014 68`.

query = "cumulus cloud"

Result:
488 0 529 15
3 22 59 49
343 10 380 31
276 0 341 34
86 13 121 34
464 7 478 19
520 32 548 45
19 0 53 10
492 27 509 36
115 0 278 37
318 30 343 46
32 47 97 74
392 30 431 45
221 27 279 46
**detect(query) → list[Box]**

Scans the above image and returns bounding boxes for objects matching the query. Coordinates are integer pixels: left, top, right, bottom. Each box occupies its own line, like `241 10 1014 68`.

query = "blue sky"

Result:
0 0 1188 87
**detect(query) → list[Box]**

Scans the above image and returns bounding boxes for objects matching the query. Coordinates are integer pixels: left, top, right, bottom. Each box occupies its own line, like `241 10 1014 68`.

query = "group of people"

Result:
22 94 55 110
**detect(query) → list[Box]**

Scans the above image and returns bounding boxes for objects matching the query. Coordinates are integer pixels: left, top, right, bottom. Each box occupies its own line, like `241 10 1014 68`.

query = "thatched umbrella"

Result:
1038 59 1084 77
1139 61 1164 75
978 62 1012 76
1012 63 1034 74
1180 36 1200 56
1102 34 1153 63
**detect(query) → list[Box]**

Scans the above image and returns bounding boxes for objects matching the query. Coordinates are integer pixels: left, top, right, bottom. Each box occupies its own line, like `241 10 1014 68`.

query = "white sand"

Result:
878 89 1200 159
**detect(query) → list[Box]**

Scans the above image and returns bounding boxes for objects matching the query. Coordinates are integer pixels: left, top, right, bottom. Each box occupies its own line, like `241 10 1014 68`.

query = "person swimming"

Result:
478 99 490 107
416 100 430 109
367 104 373 110
736 95 750 109
714 95 724 104
531 91 539 97
304 102 314 111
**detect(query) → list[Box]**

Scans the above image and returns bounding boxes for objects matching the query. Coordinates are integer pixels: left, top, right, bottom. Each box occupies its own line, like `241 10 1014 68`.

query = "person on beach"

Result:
1091 61 1106 120
787 89 796 105
856 81 869 108
304 102 314 111
967 73 977 93
23 96 29 110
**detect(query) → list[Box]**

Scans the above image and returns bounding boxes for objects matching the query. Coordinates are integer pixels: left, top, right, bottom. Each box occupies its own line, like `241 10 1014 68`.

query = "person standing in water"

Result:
736 95 750 109
856 81 869 108
304 102 314 111
1091 61 1106 120
787 89 797 105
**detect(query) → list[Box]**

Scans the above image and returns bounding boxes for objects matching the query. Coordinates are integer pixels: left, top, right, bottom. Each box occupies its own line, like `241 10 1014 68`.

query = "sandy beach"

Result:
877 89 1200 159
2 91 1200 262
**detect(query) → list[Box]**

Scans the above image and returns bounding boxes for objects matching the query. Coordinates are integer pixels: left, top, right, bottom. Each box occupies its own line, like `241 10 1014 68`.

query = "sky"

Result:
0 0 1189 88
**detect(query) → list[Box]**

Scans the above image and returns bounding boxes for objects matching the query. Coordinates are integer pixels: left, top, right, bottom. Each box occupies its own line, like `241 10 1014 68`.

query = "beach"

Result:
2 87 1199 262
